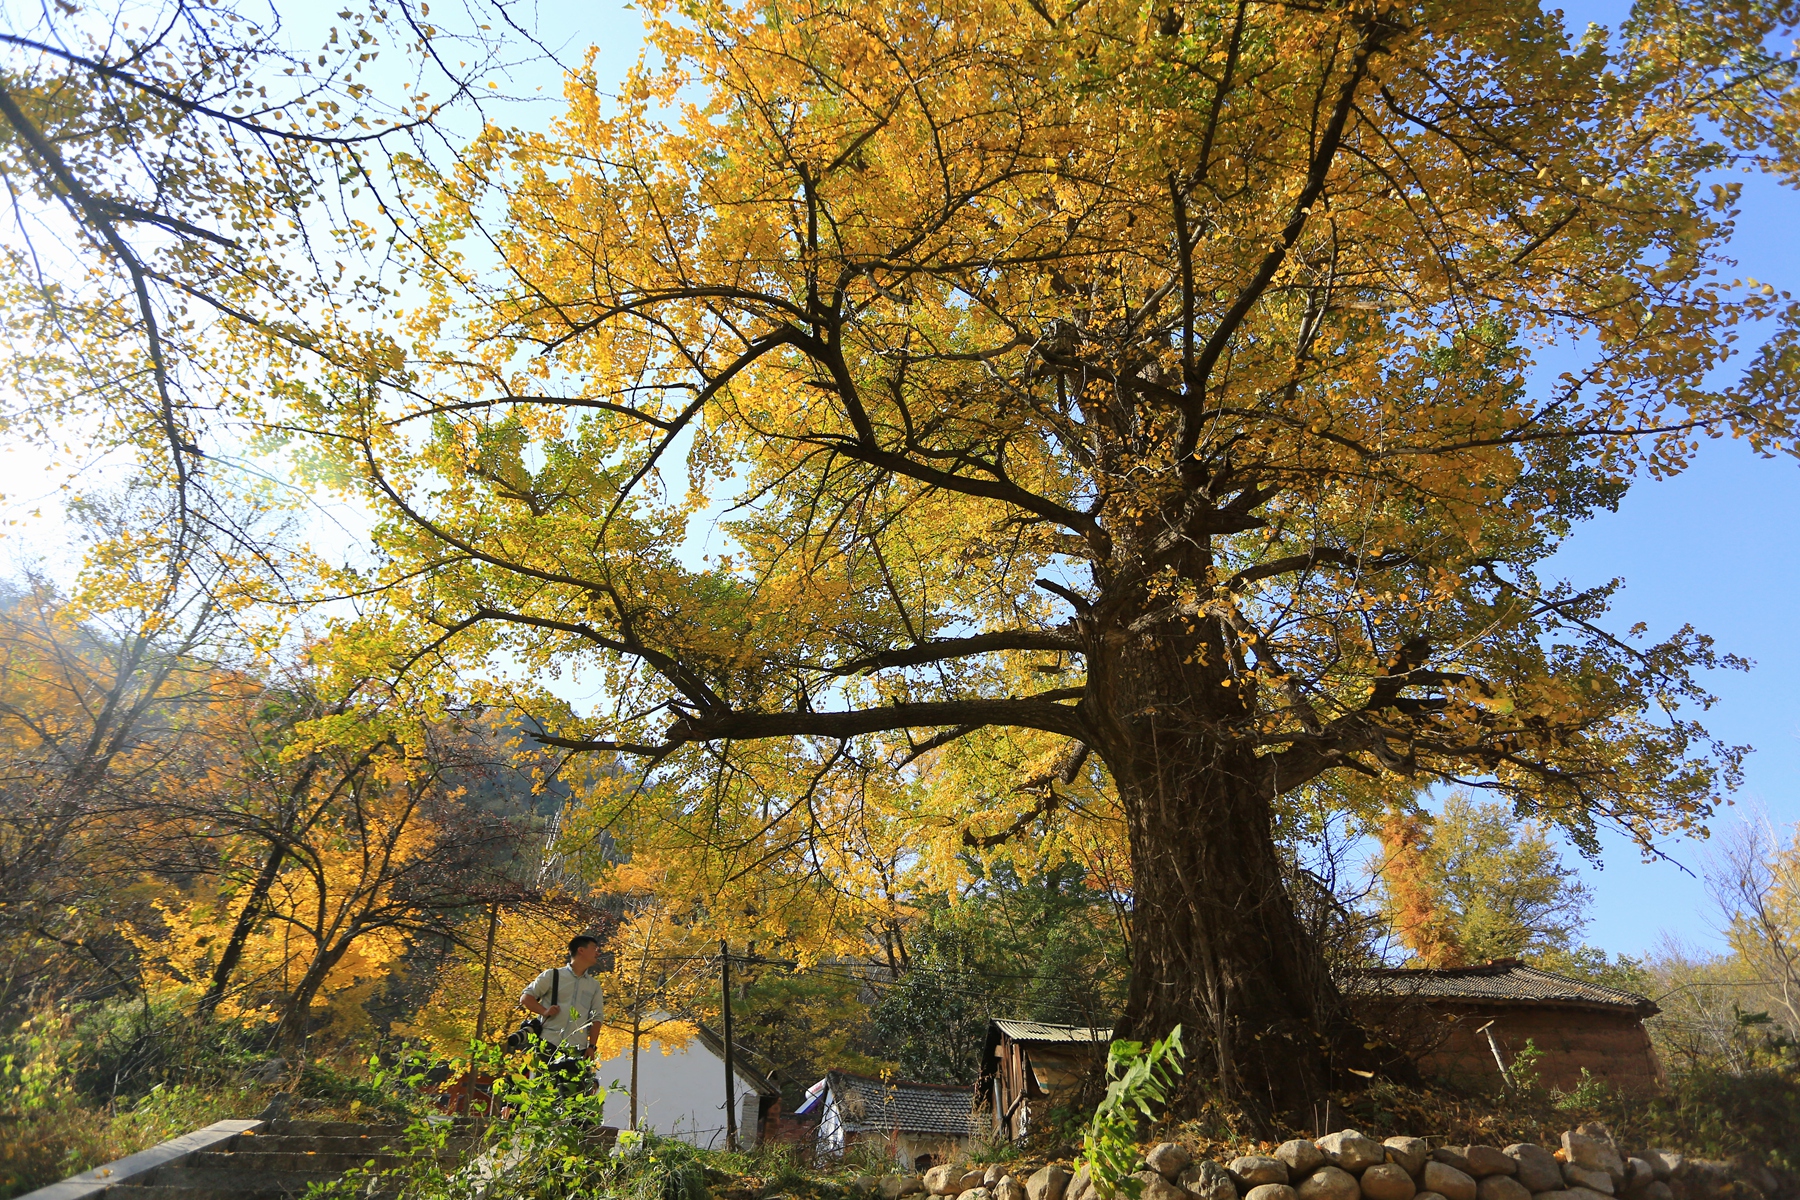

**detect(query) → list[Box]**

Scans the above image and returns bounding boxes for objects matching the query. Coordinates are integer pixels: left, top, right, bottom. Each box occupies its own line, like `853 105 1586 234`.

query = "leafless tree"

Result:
1705 815 1800 1038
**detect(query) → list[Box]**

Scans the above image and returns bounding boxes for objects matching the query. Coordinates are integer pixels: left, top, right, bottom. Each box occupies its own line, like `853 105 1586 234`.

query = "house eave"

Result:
1357 993 1660 1019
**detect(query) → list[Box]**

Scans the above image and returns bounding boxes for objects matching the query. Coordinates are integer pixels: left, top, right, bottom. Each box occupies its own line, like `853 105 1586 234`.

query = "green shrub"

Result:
0 1060 239 1200
2 1009 107 1198
0 998 419 1200
62 993 264 1102
1503 1040 1543 1095
965 1139 1024 1166
325 1046 624 1200
1331 1051 1800 1173
1553 1069 1612 1112
1079 1027 1185 1200
1625 1056 1800 1172
296 1060 414 1121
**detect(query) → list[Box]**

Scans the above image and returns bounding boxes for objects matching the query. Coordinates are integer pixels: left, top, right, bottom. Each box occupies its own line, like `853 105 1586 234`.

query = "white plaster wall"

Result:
815 1087 966 1170
817 1091 845 1158
593 1035 763 1149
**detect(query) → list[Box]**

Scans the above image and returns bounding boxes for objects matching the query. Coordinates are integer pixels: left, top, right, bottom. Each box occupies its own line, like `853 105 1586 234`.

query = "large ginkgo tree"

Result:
282 0 1800 1125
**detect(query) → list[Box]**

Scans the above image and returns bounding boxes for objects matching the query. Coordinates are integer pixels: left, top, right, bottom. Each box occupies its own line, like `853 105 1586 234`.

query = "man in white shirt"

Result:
520 935 606 1058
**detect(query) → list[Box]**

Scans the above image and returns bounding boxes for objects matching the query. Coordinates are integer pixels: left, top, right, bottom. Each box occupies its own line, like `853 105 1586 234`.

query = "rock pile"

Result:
1051 1124 1736 1200
858 1122 1781 1200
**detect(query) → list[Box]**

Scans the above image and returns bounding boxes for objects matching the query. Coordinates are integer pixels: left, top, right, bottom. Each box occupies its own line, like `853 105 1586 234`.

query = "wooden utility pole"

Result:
628 908 660 1129
472 903 500 1045
720 939 737 1152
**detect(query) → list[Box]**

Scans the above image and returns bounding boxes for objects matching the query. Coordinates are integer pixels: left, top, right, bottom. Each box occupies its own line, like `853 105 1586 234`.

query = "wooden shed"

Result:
1348 958 1664 1093
977 1019 1111 1142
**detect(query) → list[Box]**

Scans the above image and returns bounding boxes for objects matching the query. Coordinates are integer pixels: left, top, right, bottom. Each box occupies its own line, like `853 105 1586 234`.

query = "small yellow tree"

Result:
402 901 611 1058
1373 795 1592 968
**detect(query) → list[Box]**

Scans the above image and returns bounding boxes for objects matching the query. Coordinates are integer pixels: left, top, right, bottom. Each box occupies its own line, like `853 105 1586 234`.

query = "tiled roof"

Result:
825 1071 976 1137
1347 959 1658 1016
990 1019 1113 1044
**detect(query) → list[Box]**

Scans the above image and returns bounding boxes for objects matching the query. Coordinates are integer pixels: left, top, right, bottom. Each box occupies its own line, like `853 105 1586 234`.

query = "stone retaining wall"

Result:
856 1122 1787 1200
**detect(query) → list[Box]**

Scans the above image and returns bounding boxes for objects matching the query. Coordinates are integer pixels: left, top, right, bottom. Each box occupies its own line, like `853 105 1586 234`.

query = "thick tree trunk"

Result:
1115 746 1346 1129
1088 613 1380 1132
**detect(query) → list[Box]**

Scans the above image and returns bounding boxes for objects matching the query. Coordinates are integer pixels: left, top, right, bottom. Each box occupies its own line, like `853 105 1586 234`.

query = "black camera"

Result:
504 1016 544 1053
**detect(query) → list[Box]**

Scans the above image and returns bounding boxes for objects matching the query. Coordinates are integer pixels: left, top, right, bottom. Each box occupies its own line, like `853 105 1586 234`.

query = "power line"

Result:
595 951 1121 1028
627 951 1123 986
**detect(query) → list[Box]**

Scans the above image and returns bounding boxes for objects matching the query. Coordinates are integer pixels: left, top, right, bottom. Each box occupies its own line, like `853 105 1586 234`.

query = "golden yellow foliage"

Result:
193 0 1800 1123
262 0 1800 1122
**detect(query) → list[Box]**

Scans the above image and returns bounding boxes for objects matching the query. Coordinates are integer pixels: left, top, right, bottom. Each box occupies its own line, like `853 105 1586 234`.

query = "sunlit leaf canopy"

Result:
257 0 1800 948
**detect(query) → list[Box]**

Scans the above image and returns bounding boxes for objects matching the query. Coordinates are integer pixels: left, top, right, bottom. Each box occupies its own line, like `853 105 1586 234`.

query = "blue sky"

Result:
1530 0 1800 957
1546 429 1800 957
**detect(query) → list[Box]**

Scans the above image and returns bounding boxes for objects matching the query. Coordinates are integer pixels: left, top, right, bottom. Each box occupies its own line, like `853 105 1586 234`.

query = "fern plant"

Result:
1080 1026 1185 1200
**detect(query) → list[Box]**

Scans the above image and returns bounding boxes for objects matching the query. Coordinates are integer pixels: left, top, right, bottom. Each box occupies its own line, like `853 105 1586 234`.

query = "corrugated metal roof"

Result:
990 1019 1113 1044
826 1072 976 1137
1347 960 1658 1015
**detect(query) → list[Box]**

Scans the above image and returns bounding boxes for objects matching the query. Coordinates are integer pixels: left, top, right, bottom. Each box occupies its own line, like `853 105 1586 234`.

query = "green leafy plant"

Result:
1504 1039 1543 1094
0 1007 263 1200
965 1139 1025 1166
1080 1027 1185 1200
321 1039 747 1200
1553 1069 1612 1112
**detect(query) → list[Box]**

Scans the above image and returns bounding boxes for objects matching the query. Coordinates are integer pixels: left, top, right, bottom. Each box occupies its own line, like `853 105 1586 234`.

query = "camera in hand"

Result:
504 1016 543 1053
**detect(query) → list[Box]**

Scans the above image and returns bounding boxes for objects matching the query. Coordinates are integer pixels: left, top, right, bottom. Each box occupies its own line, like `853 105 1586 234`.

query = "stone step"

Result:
243 1137 475 1151
231 1136 400 1152
262 1121 413 1139
180 1152 407 1174
104 1185 398 1200
138 1167 342 1191
105 1189 296 1200
73 1119 467 1200
224 1137 461 1160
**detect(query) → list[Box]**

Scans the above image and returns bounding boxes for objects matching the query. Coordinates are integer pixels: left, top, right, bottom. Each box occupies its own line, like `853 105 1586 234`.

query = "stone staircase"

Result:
29 1118 475 1200
109 1120 436 1200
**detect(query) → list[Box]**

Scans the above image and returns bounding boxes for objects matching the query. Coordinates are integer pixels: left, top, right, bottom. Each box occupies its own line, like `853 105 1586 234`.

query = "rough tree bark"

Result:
1115 755 1347 1123
279 936 353 1054
1085 583 1383 1125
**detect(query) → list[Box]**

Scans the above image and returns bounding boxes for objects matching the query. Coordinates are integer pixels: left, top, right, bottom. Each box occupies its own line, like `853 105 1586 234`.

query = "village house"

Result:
976 1019 1111 1143
971 965 1661 1144
592 1021 781 1148
1347 958 1665 1093
796 1070 976 1169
